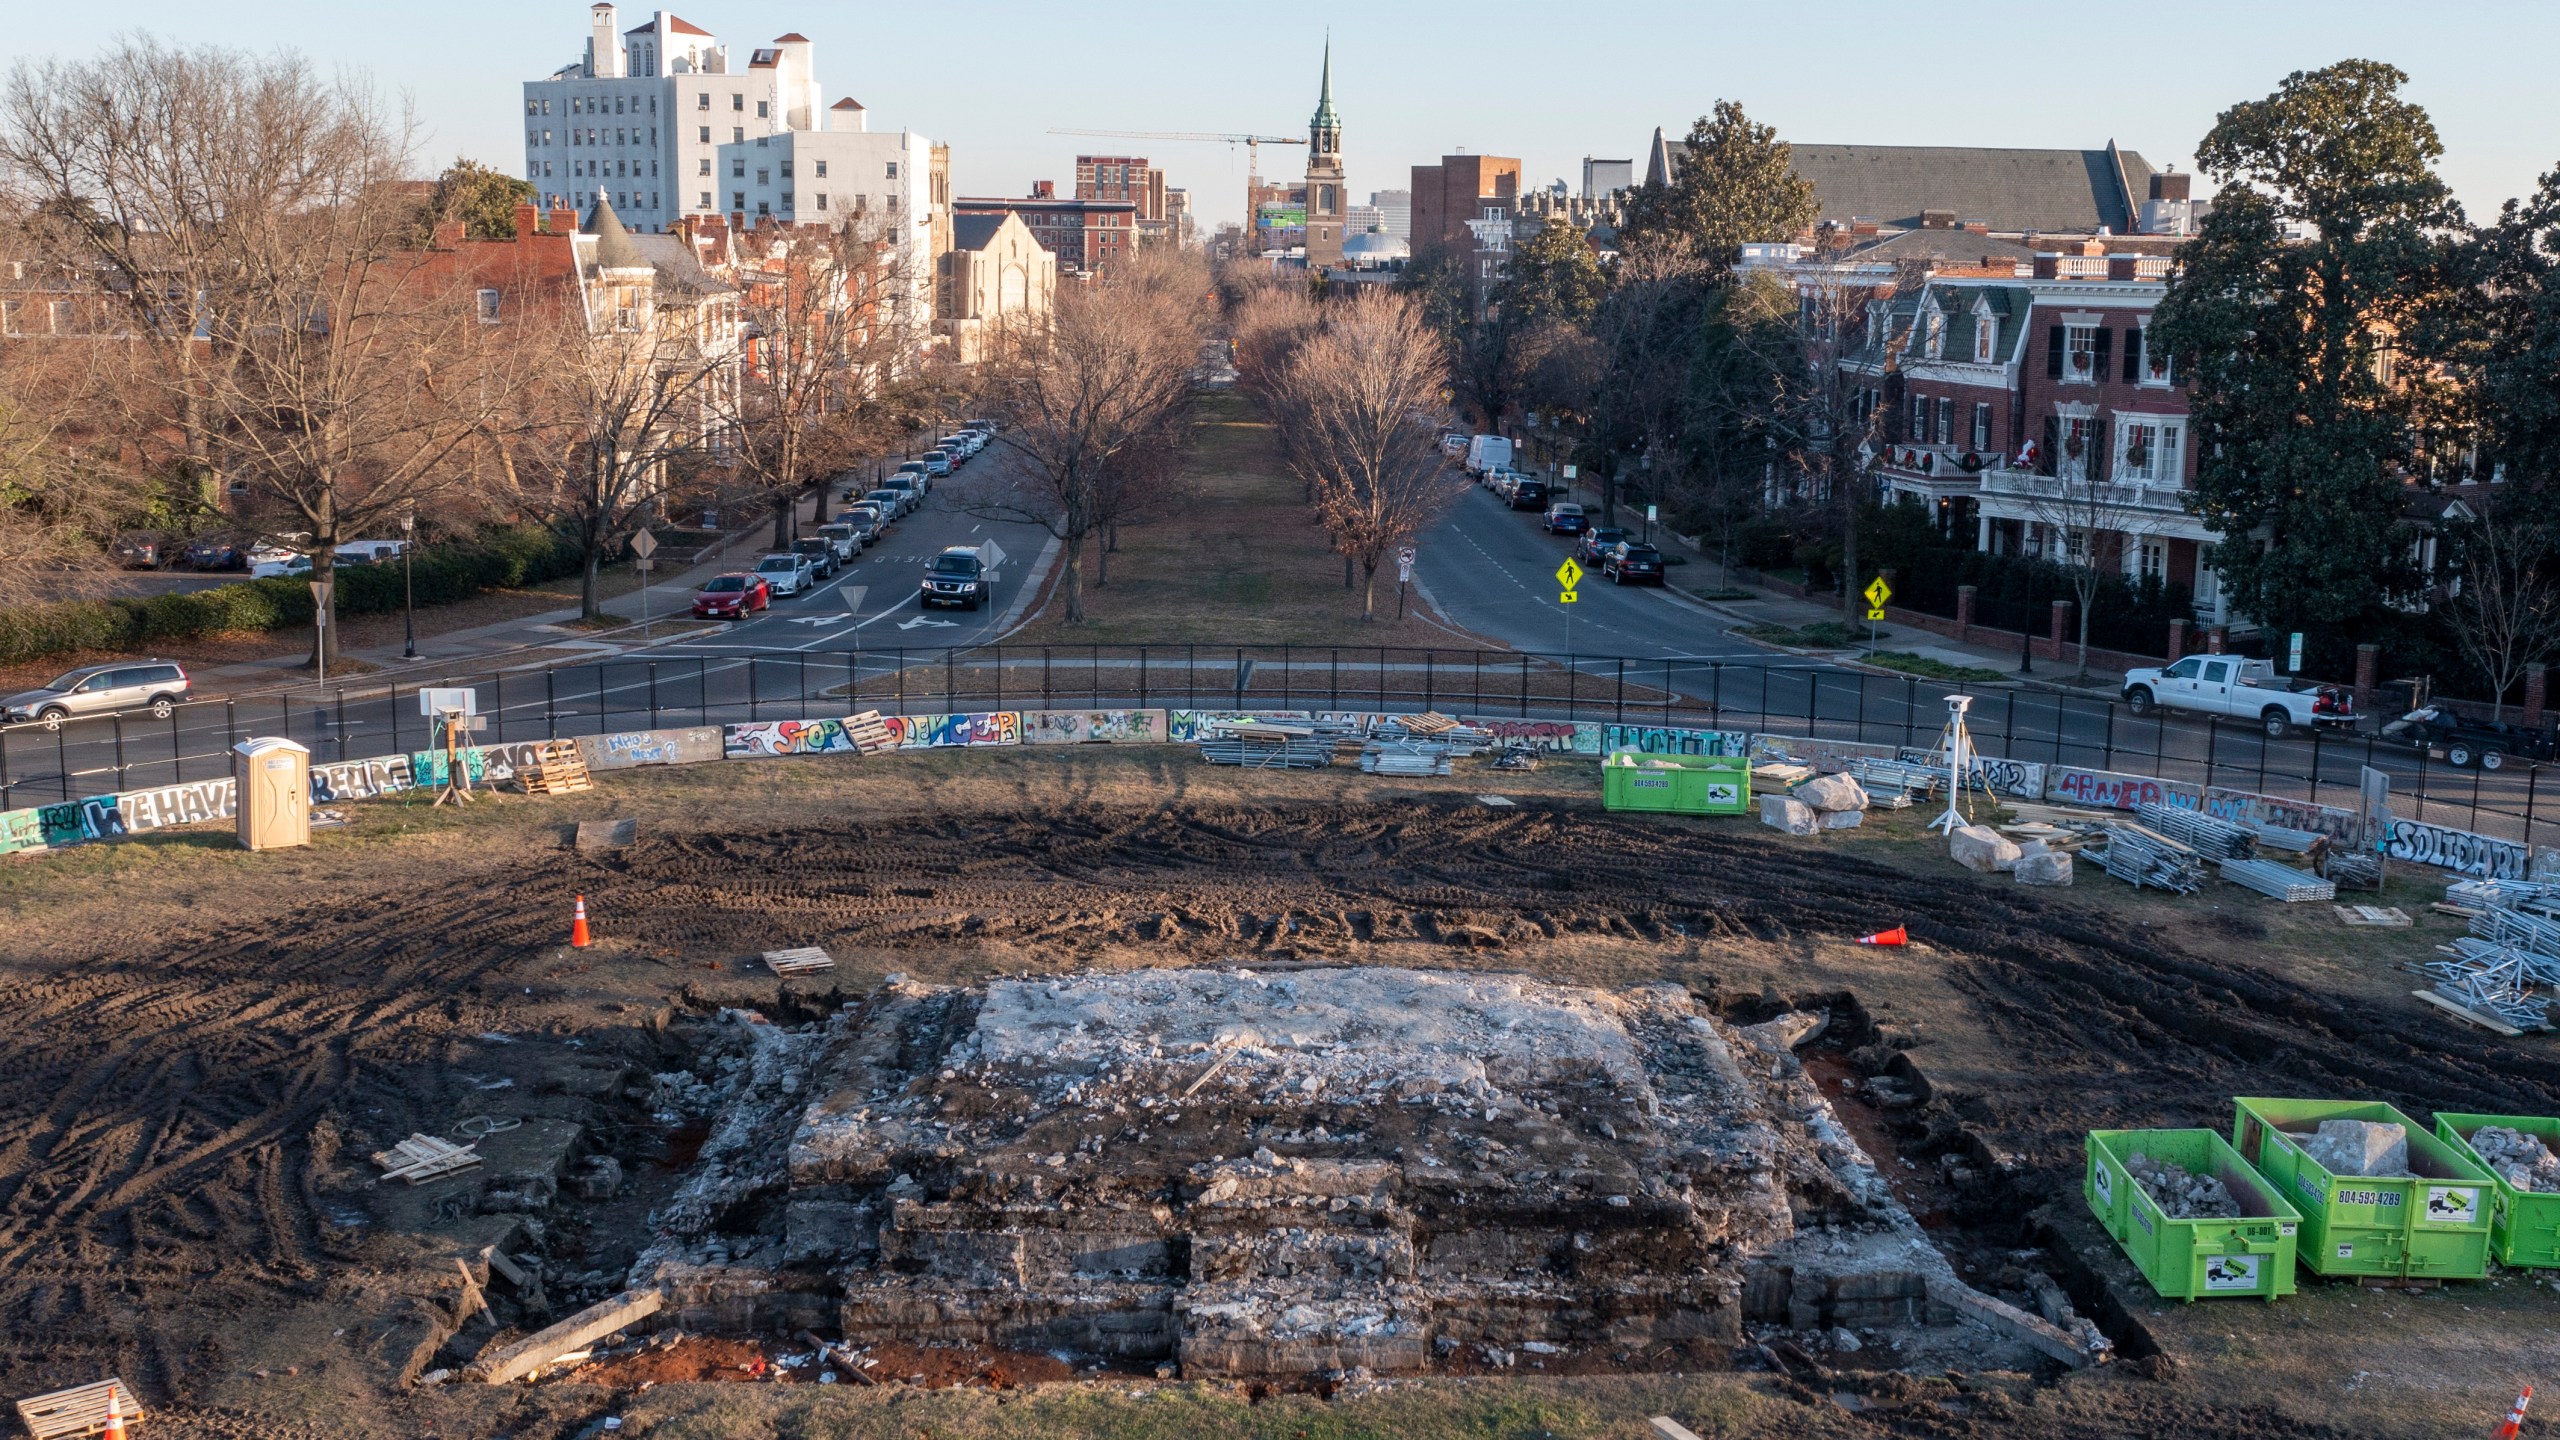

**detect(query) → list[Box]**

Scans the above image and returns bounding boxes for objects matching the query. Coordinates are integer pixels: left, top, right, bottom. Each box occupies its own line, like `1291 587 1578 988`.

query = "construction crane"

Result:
1048 129 1305 254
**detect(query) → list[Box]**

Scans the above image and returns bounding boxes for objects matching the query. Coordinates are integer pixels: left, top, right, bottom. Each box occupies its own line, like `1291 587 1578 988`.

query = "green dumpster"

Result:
2232 1098 2494 1280
2435 1112 2560 1270
2087 1129 2301 1299
1601 753 1751 816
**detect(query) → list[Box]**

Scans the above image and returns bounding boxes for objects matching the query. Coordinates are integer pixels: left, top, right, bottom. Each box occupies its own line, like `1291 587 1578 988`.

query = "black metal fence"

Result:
2 642 2546 855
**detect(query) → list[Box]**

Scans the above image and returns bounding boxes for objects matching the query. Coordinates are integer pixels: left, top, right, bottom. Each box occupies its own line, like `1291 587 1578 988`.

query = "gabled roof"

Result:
626 233 733 300
833 98 865 110
951 214 1013 253
1787 143 2152 234
628 14 713 36
773 31 811 42
1843 227 2038 267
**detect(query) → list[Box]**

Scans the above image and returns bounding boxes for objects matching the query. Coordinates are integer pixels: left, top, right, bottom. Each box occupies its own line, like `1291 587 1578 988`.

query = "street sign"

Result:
1559 589 1579 604
1863 576 1892 609
633 556 654 573
1647 503 1658 524
309 579 334 609
1866 607 1886 622
1562 464 1577 480
1555 558 1584 589
2288 631 2305 673
1395 546 1415 584
630 528 658 559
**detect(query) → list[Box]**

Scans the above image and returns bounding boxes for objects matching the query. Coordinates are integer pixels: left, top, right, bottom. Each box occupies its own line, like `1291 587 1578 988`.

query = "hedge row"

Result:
0 526 583 668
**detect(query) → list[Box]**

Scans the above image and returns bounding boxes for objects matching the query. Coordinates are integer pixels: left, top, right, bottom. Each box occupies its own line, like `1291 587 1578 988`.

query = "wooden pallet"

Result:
2335 904 2413 928
371 1133 482 1184
520 741 595 796
17 1379 141 1439
763 946 837 975
844 711 896 754
1399 711 1459 736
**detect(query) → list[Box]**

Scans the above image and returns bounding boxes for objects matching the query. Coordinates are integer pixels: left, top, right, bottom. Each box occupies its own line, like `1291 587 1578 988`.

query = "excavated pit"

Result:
621 965 2031 1378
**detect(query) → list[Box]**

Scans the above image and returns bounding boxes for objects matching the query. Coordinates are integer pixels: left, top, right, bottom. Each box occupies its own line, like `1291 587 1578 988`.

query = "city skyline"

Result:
15 1 2560 234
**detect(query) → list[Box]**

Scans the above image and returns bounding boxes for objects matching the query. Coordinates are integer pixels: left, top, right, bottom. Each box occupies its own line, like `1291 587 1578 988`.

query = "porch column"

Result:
1955 585 1977 642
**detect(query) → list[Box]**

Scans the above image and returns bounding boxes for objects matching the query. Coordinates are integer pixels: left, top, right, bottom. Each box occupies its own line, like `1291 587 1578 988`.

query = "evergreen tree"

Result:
1494 217 1605 327
1618 100 1818 275
423 157 537 241
2149 60 2466 642
2465 167 2560 508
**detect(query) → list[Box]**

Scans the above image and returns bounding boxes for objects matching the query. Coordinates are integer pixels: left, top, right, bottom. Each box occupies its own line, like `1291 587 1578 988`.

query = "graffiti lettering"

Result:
311 756 413 804
117 778 237 832
2387 819 2530 879
2046 767 2187 810
1020 709 1167 745
725 718 861 758
581 727 723 769
1604 724 1749 757
0 808 41 856
881 711 1024 749
1164 711 1312 743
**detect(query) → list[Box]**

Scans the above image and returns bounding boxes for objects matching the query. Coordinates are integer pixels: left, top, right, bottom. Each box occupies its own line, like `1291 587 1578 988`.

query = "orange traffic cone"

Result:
570 894 592 949
1856 926 1908 947
100 1388 125 1440
2494 1385 2531 1440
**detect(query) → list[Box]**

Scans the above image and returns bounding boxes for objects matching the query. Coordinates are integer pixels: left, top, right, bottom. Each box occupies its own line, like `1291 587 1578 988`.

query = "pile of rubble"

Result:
611 966 2084 1378
2469 1126 2560 1194
2295 1119 2411 1179
2122 1151 2241 1219
1948 824 2072 887
1761 773 1869 836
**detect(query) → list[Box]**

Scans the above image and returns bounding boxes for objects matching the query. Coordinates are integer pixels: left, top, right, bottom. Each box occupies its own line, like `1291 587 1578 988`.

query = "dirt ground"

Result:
0 748 2553 1439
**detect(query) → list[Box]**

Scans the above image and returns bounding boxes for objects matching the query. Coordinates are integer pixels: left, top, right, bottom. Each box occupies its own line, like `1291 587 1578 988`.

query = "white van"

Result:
1465 434 1513 476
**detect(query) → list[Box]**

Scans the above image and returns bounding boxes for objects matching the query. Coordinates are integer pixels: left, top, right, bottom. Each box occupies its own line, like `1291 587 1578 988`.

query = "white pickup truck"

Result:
2121 656 2357 737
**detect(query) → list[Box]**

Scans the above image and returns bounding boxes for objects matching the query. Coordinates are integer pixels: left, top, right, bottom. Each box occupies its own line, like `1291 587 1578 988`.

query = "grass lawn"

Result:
1007 393 1477 648
1863 650 2011 683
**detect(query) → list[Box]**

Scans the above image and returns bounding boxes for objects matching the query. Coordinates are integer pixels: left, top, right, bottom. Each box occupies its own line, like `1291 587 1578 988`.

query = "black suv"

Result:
919 547 989 609
1506 478 1548 510
791 537 841 580
1603 543 1664 585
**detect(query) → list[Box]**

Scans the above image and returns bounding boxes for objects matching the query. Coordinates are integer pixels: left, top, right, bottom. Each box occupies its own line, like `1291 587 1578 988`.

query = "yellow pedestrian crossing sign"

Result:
1863 576 1892 608
1556 558 1584 589
1560 590 1579 604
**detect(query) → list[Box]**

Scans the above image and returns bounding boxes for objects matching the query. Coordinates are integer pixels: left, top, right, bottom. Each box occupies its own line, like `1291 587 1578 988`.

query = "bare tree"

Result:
505 288 735 623
964 248 1208 623
1267 289 1468 620
2444 499 2560 718
728 222 934 548
2016 464 2156 680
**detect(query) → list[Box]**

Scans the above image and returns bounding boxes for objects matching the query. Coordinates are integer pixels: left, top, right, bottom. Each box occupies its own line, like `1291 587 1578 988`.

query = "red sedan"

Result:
692 572 771 619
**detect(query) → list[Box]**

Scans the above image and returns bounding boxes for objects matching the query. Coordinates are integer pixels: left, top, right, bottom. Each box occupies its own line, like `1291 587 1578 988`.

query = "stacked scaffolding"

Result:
2219 858 2337 903
2416 885 2560 1032
2097 826 2207 894
2134 803 2256 859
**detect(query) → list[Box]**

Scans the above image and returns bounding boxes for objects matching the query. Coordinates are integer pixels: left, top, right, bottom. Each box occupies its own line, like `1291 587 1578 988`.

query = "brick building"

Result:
1075 155 1171 243
1408 153 1521 308
956 183 1138 275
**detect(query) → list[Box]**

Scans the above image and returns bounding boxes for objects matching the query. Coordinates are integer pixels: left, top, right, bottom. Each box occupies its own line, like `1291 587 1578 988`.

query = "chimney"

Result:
1032 180 1056 199
431 219 465 249
2033 253 2060 280
513 202 540 239
1850 217 1879 237
2107 255 2138 281
2150 171 2191 203
2077 236 2107 257
588 3 625 79
549 203 578 235
1962 219 1989 235
1921 208 1956 230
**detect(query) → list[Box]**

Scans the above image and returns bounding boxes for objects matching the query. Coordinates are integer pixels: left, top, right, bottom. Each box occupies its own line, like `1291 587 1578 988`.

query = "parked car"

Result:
113 533 169 569
1506 477 1549 511
335 539 407 565
2120 655 2356 737
964 417 999 434
864 488 912 521
940 433 982 457
919 545 990 610
2379 703 2559 770
835 506 884 542
183 538 247 571
1543 502 1587 535
3 660 190 729
894 460 933 492
754 551 816 597
1602 542 1665 585
813 523 863 561
880 476 923 511
1440 432 1470 459
690 572 770 620
792 536 841 580
1465 433 1513 476
250 550 312 579
1577 527 1628 565
919 450 953 478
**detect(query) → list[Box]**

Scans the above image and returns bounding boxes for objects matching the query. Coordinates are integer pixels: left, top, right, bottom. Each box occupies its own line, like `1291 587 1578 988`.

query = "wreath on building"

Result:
2125 438 2151 471
2063 433 2085 460
1959 451 1986 472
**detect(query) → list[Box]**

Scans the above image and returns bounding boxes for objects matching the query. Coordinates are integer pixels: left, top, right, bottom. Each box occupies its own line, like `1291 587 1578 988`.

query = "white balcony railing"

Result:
1978 465 2193 515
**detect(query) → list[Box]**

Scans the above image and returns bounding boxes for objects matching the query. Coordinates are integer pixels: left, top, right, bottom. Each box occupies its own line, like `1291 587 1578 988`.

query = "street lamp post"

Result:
399 512 418 660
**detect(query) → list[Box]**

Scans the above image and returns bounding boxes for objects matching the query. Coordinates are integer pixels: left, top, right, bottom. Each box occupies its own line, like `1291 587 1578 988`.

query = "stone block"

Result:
1949 824 2021 873
2013 851 2073 886
1760 795 1820 836
1796 773 1870 813
1818 808 1864 831
2301 1119 2408 1177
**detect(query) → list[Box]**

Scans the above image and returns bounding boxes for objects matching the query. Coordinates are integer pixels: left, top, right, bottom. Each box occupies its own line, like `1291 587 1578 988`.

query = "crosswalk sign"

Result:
1863 576 1892 608
1866 607 1886 621
1560 589 1579 604
1556 558 1583 589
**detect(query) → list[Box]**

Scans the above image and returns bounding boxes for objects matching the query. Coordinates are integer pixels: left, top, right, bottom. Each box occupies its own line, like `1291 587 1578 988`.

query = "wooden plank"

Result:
1648 1421 1706 1440
763 946 836 975
2334 904 2412 928
16 1379 141 1440
466 1289 664 1384
2413 988 2529 1038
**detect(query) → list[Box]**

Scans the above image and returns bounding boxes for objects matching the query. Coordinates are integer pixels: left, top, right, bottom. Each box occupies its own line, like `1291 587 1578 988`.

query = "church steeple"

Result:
1309 37 1341 161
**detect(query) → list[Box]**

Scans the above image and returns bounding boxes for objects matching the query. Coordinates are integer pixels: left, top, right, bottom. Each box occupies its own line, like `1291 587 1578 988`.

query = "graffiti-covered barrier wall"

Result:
2 708 2548 880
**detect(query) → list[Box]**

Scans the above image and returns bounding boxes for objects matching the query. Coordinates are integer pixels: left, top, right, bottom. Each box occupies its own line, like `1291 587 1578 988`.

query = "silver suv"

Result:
3 661 192 729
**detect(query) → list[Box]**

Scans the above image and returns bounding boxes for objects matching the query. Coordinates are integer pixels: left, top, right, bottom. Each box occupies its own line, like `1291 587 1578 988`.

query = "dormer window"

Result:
1923 308 1944 359
1974 306 1997 363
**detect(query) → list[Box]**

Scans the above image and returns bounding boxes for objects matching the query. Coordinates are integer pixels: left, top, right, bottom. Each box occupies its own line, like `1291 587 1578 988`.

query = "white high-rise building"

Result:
520 5 826 234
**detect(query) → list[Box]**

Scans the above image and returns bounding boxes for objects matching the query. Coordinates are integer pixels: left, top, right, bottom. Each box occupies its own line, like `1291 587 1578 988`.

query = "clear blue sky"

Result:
18 1 2558 231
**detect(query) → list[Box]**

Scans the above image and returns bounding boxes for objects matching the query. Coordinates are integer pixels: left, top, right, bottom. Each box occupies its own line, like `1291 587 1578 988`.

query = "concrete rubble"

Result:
1949 825 2022 875
1795 774 1870 815
2469 1126 2560 1194
2123 1151 2241 1219
2297 1119 2410 1178
2012 843 2073 887
1760 796 1820 836
611 967 2077 1377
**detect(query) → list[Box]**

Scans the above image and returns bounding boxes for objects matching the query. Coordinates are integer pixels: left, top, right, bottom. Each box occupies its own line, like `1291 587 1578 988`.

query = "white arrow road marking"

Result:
785 616 845 625
898 615 961 631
